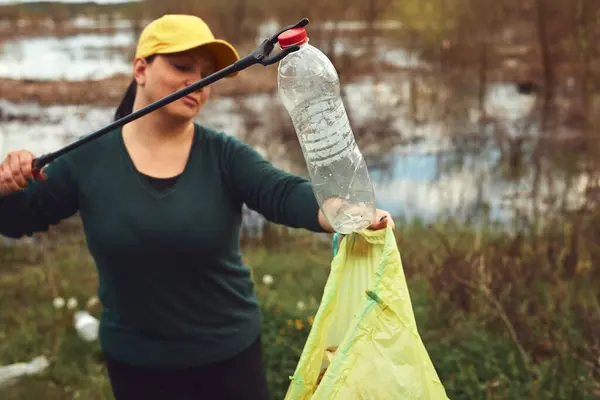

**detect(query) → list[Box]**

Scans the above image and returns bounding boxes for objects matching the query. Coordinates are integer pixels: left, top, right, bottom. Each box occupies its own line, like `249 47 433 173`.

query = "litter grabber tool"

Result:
31 17 310 175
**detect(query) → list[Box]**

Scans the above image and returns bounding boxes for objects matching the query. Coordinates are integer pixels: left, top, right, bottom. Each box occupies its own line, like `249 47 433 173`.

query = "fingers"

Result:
387 216 396 231
379 216 395 231
368 210 396 231
0 160 19 194
24 154 46 181
0 150 42 196
38 167 48 181
11 151 30 188
380 212 396 231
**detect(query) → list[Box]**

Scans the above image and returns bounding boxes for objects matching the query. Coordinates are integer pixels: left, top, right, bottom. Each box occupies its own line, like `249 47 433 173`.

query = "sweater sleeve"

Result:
0 155 79 239
223 135 326 233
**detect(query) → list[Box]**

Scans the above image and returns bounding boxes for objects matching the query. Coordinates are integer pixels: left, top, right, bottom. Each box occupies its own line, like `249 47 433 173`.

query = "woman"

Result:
0 14 394 400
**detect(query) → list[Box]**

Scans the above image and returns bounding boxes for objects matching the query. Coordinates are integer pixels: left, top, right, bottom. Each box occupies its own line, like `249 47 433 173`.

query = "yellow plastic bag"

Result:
285 225 449 400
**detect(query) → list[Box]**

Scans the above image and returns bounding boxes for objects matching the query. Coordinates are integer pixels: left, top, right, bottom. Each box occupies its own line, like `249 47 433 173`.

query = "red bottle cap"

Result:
278 28 309 49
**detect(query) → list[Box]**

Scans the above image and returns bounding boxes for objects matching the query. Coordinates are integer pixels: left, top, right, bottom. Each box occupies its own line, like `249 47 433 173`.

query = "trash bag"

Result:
0 356 50 388
285 225 449 400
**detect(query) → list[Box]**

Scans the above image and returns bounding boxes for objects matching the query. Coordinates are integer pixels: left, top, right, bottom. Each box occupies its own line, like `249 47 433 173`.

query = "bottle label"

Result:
291 96 356 167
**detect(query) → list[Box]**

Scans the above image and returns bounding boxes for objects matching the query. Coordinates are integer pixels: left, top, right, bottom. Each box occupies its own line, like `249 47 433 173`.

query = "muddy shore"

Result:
0 65 279 108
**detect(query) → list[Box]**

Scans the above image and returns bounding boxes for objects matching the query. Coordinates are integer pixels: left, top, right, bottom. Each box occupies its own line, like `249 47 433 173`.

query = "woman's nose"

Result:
185 75 196 85
186 81 204 94
185 72 200 84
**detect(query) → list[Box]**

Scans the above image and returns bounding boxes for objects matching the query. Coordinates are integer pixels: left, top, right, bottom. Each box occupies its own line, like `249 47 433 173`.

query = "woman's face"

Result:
133 47 217 121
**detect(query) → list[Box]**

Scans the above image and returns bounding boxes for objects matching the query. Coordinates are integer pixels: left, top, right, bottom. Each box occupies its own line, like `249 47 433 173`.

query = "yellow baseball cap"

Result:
135 14 240 77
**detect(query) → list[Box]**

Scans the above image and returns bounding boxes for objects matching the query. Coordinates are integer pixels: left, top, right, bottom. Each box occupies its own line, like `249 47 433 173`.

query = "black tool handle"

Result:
31 17 310 173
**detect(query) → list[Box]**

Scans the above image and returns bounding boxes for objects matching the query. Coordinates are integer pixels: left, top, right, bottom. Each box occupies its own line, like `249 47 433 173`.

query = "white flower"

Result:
296 301 306 311
86 296 100 308
262 274 274 286
67 297 78 310
53 297 65 309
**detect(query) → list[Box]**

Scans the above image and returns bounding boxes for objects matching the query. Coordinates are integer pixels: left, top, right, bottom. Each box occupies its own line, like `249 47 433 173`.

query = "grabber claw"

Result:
233 18 310 69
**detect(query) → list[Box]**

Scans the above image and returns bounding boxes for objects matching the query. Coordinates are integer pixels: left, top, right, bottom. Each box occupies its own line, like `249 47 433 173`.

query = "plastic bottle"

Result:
0 356 49 388
277 27 376 234
73 310 99 342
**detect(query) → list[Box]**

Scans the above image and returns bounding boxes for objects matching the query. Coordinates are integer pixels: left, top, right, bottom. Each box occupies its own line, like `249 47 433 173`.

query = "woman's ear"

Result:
133 57 148 86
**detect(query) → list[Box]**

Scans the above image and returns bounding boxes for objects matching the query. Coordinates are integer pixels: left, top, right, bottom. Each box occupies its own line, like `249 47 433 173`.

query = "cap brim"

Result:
201 40 241 78
151 39 240 78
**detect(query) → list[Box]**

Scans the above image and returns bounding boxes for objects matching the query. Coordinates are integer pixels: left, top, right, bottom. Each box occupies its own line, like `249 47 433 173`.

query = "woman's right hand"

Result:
0 150 47 196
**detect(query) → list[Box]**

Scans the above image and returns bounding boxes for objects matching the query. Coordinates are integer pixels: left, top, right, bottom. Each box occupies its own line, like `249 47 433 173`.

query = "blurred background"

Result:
0 0 599 399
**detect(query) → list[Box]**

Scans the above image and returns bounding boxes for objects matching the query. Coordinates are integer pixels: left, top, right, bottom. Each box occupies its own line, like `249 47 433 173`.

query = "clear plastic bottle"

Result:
277 27 377 234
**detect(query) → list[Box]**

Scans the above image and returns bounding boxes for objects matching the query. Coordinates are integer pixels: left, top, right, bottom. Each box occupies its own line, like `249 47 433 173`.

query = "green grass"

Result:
0 227 331 400
1 217 599 399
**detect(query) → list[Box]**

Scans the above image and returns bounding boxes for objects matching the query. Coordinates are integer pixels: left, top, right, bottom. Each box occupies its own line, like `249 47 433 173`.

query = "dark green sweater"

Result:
0 124 325 369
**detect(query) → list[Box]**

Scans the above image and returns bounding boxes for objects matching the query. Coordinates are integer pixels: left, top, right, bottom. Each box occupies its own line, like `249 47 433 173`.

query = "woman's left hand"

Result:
368 209 395 231
318 208 395 233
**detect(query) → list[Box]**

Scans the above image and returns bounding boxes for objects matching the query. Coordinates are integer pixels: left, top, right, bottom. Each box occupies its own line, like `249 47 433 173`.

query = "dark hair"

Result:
114 55 156 121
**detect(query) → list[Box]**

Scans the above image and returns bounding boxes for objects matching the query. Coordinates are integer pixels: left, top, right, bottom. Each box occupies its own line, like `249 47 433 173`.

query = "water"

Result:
0 20 420 81
0 18 553 231
0 78 541 226
0 31 134 80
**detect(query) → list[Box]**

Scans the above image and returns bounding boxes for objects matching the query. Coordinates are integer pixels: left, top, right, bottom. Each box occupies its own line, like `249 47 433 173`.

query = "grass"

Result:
0 216 599 399
0 223 331 400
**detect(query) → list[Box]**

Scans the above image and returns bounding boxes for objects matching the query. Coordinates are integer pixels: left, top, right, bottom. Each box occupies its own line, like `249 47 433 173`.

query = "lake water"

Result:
0 85 538 226
0 21 547 231
0 31 134 80
0 19 418 81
